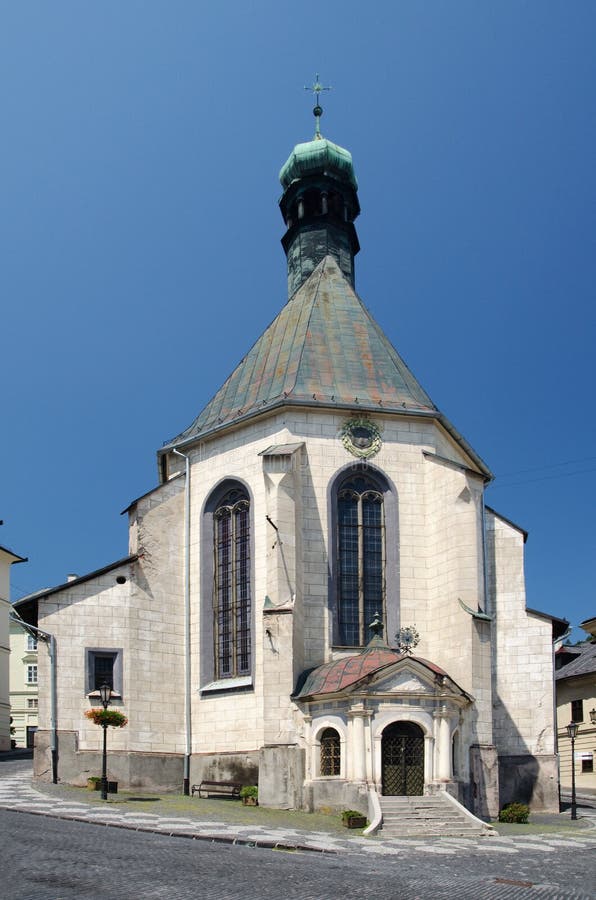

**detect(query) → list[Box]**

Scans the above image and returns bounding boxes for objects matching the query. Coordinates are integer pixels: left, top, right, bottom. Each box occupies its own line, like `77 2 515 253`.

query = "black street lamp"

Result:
99 683 112 801
566 721 579 821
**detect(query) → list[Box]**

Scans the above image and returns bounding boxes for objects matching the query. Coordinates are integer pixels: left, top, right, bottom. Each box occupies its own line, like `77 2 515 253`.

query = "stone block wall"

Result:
487 511 556 758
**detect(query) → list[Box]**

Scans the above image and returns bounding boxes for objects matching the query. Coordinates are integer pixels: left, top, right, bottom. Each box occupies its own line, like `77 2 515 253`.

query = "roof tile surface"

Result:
167 256 436 446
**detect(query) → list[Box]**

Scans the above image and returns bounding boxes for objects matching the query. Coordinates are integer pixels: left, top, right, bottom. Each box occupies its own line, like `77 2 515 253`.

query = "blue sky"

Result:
2 2 595 638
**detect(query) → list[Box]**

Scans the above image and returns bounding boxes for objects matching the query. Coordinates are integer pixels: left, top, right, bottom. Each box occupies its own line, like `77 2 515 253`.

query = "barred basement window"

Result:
337 473 385 646
320 728 341 776
214 488 251 679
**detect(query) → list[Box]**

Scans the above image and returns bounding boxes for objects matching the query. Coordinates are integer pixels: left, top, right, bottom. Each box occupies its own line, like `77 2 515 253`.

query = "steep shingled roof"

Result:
164 255 437 448
555 641 596 680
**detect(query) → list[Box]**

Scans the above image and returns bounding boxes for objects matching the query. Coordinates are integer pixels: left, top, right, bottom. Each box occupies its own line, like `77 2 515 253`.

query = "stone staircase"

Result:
379 792 492 838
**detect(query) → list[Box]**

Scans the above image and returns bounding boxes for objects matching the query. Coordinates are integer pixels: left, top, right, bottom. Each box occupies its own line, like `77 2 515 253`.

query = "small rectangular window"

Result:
27 635 38 651
581 755 593 774
571 699 584 723
93 654 115 690
26 665 38 684
27 698 38 709
85 649 123 696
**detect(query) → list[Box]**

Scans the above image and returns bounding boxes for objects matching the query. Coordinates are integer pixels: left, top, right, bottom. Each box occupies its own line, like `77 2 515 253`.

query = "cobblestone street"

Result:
2 808 596 900
2 758 596 898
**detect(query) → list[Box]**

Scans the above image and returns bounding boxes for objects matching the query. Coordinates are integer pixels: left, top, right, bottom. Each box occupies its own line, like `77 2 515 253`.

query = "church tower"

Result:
279 99 360 296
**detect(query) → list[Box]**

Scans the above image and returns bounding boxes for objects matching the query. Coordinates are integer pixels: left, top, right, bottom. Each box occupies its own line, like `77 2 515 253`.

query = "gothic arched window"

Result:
337 472 385 646
213 487 251 679
320 728 341 776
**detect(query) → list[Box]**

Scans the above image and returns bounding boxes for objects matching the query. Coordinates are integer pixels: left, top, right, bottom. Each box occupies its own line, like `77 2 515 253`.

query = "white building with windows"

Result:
19 117 565 818
0 542 27 752
9 622 38 748
555 616 596 792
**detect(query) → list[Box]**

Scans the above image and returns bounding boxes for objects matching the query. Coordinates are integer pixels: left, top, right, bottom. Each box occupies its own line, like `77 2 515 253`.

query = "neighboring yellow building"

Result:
556 616 596 792
9 617 39 748
0 542 28 751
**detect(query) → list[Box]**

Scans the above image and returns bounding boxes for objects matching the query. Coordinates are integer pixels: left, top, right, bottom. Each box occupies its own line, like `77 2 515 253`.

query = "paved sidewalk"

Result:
1 763 595 857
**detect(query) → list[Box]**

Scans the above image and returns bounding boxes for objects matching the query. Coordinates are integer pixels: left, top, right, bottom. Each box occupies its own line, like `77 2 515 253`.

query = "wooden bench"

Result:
191 780 243 799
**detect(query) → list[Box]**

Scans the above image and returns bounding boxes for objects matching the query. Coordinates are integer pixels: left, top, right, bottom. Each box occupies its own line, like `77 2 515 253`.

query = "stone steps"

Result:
379 793 491 838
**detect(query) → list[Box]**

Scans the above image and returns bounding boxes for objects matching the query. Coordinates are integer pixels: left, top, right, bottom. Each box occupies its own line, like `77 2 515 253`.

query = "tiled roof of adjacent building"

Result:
555 641 596 680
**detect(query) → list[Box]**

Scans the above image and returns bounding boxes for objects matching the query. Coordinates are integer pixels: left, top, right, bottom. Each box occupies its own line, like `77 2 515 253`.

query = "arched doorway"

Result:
381 721 424 795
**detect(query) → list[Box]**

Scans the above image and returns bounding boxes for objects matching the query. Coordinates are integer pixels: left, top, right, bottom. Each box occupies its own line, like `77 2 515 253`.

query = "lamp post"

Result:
566 721 579 821
99 683 112 801
590 709 596 726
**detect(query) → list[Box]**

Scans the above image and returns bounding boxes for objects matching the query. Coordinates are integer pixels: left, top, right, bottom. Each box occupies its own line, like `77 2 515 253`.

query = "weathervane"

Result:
304 73 332 138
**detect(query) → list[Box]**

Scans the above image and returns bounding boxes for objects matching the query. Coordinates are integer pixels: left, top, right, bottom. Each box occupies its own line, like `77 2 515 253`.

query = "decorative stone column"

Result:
434 704 453 782
363 710 374 783
303 715 312 780
348 703 370 783
424 734 435 784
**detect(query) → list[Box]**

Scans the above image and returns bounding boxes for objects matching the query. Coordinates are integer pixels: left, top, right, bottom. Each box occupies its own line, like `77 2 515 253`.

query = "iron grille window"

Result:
320 728 341 776
214 489 251 679
337 474 385 645
571 699 584 723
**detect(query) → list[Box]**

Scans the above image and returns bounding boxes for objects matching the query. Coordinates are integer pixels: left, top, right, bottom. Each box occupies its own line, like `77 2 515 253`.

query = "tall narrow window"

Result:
26 665 38 684
214 488 251 679
571 699 584 723
320 728 341 776
337 473 385 646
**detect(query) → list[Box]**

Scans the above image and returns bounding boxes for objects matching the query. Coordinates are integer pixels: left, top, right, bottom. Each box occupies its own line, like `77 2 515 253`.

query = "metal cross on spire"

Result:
304 73 332 138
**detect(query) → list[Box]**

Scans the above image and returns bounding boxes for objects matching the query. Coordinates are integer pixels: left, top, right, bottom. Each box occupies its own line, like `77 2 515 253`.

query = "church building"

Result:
23 101 565 821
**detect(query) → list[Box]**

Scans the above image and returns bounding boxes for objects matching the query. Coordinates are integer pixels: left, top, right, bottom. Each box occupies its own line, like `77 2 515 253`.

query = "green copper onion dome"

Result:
279 137 358 191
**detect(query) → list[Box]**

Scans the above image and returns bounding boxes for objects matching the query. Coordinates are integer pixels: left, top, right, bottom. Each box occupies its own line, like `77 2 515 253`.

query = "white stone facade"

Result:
29 405 560 813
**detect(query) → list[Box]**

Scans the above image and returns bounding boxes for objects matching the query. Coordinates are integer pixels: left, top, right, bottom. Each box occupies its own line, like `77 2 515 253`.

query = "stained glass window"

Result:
337 474 385 645
214 488 251 678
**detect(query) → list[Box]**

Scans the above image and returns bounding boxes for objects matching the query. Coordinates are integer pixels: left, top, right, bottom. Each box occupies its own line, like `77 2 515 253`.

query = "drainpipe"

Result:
10 615 58 784
172 447 191 795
